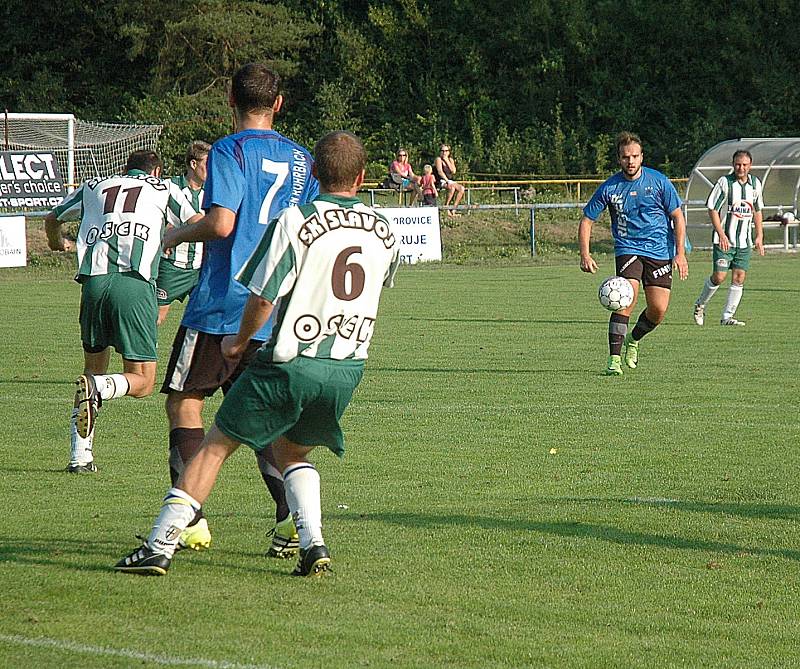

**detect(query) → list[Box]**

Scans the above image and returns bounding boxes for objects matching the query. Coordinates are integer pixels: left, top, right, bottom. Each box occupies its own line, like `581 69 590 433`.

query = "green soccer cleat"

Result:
605 355 623 376
292 544 331 577
265 515 299 559
623 334 639 369
177 517 211 551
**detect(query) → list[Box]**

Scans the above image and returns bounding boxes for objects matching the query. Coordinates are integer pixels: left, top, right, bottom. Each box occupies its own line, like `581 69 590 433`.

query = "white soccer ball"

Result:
598 276 635 312
782 211 796 224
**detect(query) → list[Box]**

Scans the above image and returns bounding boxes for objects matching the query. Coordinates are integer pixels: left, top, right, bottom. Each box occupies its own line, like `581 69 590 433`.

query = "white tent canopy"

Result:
685 138 800 230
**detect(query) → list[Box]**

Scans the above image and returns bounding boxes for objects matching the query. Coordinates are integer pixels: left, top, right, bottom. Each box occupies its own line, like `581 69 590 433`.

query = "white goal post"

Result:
2 112 162 192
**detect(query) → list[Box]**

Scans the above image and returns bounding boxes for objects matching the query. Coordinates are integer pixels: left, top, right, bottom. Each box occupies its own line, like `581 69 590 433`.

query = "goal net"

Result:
3 113 162 191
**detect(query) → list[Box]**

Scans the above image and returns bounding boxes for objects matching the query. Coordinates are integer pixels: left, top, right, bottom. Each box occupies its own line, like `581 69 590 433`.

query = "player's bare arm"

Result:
43 212 72 251
707 208 729 251
162 206 232 249
670 207 689 280
221 292 275 360
753 210 765 255
578 216 598 273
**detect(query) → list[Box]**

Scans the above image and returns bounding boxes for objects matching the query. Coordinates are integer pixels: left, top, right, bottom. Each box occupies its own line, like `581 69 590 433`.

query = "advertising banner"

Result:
0 151 66 209
0 216 27 267
381 206 442 264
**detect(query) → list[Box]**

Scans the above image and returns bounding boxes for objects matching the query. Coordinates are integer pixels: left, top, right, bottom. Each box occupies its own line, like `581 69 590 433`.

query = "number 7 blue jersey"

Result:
181 129 319 338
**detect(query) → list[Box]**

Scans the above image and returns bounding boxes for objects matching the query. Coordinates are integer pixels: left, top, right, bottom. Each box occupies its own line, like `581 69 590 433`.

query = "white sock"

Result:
283 464 324 549
722 284 744 320
69 408 94 465
147 487 201 558
696 277 719 307
95 374 130 400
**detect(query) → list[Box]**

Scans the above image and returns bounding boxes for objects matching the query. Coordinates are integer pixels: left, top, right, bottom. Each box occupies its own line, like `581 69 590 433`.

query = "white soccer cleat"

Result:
720 318 745 326
693 304 705 326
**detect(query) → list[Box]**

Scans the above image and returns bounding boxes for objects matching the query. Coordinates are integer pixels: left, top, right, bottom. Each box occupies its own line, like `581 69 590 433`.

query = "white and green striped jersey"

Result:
706 173 763 248
52 170 198 283
236 194 401 362
160 175 204 270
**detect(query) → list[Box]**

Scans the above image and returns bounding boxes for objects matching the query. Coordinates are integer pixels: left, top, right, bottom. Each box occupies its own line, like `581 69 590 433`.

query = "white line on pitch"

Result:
0 634 281 669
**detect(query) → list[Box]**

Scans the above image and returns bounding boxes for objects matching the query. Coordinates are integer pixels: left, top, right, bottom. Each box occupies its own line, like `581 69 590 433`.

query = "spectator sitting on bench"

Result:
434 143 465 216
389 148 422 204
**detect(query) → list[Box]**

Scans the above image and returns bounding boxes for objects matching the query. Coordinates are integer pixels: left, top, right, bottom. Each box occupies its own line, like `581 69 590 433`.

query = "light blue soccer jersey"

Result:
181 129 319 338
583 167 682 259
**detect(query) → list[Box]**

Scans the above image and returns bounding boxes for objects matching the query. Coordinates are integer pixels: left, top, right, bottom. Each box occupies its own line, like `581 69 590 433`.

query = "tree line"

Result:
3 0 799 177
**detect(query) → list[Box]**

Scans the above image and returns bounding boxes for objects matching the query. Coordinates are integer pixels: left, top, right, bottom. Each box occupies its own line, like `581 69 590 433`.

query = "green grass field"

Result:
1 253 798 668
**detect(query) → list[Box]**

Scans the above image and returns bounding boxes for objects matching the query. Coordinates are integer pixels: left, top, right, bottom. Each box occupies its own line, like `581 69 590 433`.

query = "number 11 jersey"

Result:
181 129 319 338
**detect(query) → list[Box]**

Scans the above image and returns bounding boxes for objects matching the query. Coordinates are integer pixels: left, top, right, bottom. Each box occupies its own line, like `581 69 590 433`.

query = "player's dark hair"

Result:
125 150 162 174
314 131 367 191
185 140 211 167
616 131 642 157
732 149 753 164
231 63 281 114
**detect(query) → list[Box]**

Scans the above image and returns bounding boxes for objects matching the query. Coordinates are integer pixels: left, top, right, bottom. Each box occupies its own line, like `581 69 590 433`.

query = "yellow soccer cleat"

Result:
177 517 211 551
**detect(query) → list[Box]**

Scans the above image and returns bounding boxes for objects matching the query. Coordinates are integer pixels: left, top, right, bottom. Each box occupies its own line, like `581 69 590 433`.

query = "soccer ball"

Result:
782 211 796 224
598 276 634 312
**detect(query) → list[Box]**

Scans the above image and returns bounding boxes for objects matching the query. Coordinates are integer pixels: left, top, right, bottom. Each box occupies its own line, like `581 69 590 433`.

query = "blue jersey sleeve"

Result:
661 177 682 214
583 183 609 221
202 142 244 213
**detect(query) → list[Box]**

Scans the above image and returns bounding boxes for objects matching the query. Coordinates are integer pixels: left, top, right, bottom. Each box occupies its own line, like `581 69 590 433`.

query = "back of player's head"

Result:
616 131 642 157
314 131 367 191
125 150 162 174
185 140 211 167
732 149 753 164
231 63 281 114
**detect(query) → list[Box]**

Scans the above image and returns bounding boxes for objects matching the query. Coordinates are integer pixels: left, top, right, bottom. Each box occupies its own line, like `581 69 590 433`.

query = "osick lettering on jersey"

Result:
299 208 396 249
82 174 168 247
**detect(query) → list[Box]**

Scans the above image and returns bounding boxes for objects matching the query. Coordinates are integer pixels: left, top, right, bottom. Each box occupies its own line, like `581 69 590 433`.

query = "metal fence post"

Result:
529 207 536 256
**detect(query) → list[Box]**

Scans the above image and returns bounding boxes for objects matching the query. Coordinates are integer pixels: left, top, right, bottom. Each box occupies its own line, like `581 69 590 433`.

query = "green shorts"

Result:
155 258 199 306
713 244 752 272
79 273 158 361
215 354 365 457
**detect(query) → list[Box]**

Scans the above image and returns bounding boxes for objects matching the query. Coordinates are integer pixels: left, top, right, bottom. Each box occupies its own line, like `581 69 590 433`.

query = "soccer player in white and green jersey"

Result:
45 150 201 473
693 150 765 326
156 140 211 326
115 131 400 577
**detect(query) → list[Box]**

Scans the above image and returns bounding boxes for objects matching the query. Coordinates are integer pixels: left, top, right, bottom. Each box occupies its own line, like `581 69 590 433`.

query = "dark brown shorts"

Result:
615 254 673 289
160 325 264 397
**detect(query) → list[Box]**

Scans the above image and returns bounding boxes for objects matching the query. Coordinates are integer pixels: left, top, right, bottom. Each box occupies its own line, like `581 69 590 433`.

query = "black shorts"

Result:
160 325 264 397
615 254 673 289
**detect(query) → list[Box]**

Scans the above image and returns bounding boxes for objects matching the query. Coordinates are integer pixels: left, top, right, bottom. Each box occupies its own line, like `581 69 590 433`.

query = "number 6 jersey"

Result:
236 194 401 362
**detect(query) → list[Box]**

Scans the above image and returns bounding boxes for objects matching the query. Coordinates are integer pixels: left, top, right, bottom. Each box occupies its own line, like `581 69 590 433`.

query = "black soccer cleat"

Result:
66 461 98 473
114 544 171 576
75 374 102 439
291 544 331 577
265 515 299 559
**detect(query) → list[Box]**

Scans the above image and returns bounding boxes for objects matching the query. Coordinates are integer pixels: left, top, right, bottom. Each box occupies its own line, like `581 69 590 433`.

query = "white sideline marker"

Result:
0 634 281 669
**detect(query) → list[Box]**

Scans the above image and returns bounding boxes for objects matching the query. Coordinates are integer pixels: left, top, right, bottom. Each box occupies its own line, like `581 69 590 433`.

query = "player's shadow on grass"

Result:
408 317 602 325
0 536 295 576
369 366 588 374
360 511 800 563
